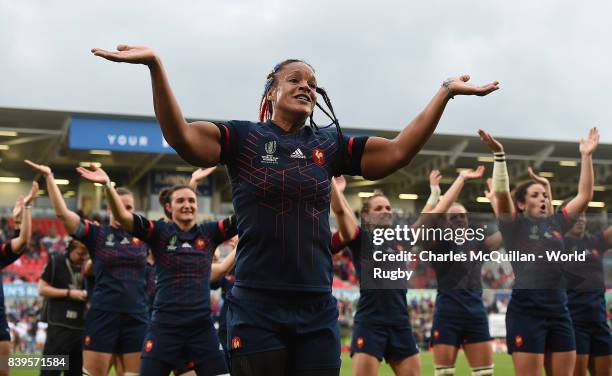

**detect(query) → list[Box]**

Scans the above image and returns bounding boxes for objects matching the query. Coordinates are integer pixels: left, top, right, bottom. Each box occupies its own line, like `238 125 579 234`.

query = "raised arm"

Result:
564 127 599 218
431 166 485 214
330 176 358 244
10 182 38 253
483 178 499 216
189 166 217 191
25 160 81 234
76 166 134 232
478 130 514 220
211 239 237 282
91 45 222 166
360 76 499 179
527 167 554 215
421 170 442 213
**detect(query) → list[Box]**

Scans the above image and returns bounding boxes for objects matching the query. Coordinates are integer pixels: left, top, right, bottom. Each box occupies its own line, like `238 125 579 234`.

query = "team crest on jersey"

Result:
514 335 523 348
312 148 325 166
195 238 206 250
105 234 115 247
186 361 195 369
592 249 600 258
166 236 177 251
231 336 242 350
355 336 365 349
84 335 91 346
145 339 154 352
261 140 279 165
433 330 440 340
133 237 141 245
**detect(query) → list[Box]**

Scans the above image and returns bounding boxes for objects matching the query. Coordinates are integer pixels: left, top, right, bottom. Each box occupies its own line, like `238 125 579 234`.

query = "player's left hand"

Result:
76 166 111 185
445 75 499 97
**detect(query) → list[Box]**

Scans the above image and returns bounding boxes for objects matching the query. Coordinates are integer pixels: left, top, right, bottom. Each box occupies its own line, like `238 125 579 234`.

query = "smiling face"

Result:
166 188 198 224
268 62 317 122
363 195 393 227
516 183 549 219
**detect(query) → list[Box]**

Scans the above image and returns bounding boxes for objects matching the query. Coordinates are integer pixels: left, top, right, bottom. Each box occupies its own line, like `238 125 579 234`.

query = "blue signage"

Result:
69 116 175 154
3 283 39 300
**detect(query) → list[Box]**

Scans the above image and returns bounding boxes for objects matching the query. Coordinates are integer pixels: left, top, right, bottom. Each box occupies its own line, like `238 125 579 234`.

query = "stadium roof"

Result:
0 107 610 213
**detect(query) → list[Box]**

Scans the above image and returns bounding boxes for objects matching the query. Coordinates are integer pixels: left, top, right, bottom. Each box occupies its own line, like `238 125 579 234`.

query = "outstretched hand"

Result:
478 129 504 153
446 75 499 97
459 165 485 180
91 44 158 66
76 166 110 185
25 160 52 176
527 167 550 186
579 127 599 156
191 167 217 184
332 176 347 193
429 170 442 186
24 181 39 206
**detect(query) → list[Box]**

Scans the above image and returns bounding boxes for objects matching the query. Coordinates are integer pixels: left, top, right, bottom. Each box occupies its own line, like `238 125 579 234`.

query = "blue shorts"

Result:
573 320 612 356
506 311 575 354
84 308 147 354
226 287 341 370
142 318 227 375
431 313 491 347
351 322 419 362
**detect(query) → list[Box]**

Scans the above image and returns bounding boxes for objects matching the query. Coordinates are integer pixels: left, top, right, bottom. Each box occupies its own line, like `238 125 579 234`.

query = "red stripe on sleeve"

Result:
83 220 90 236
218 219 227 238
223 125 230 152
1 243 6 257
561 207 570 224
347 137 354 158
146 220 155 240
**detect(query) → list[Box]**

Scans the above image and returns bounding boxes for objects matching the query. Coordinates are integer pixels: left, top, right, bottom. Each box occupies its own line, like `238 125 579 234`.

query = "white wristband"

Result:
492 153 510 193
426 185 441 206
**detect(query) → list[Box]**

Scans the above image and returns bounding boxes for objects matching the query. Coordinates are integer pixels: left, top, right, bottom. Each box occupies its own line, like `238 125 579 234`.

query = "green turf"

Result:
340 351 515 375
8 351 515 375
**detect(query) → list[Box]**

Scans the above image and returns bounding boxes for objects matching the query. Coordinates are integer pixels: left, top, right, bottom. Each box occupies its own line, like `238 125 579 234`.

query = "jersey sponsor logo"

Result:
167 235 177 251
180 242 192 249
145 339 154 352
231 336 242 350
105 234 115 247
290 148 306 159
312 148 325 166
120 237 131 245
84 335 91 346
514 335 523 348
195 238 206 250
261 140 279 165
355 336 365 349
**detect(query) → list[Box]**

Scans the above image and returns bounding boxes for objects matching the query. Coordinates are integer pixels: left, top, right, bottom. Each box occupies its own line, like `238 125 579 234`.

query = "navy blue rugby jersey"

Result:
144 261 156 316
73 221 148 314
210 271 234 331
215 120 368 292
565 232 609 322
345 227 410 325
1 241 22 318
432 238 486 317
498 209 574 317
132 214 237 326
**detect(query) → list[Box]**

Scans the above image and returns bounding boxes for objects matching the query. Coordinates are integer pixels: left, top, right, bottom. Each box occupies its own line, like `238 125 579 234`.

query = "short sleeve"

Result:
214 121 245 166
336 135 369 177
132 214 162 245
216 215 238 243
554 208 575 234
0 241 20 267
40 256 54 283
71 220 100 254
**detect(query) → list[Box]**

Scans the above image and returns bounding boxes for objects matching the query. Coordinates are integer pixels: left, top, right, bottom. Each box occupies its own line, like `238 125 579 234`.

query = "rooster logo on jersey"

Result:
312 148 325 166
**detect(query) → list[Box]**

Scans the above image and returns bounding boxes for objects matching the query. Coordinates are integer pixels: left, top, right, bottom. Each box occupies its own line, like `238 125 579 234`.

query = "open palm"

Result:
76 166 110 185
447 75 499 97
25 160 52 176
461 165 485 180
579 127 599 156
478 129 504 153
91 44 157 65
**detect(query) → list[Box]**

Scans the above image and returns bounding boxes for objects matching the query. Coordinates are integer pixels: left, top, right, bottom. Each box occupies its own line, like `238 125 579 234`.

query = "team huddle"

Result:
0 43 608 376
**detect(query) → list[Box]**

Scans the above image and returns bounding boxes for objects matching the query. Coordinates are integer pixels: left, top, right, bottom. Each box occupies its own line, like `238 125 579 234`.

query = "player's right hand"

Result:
91 44 158 66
